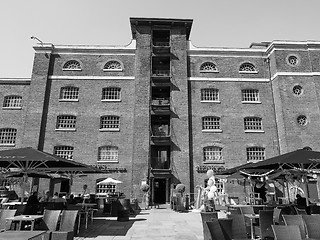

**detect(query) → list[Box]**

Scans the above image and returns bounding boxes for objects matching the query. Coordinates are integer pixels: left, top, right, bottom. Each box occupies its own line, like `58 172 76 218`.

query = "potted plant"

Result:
175 184 186 211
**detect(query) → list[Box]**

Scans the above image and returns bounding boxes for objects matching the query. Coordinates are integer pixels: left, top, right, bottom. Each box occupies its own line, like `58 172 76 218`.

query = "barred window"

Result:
62 60 81 70
200 62 218 72
202 116 221 130
201 88 219 102
297 115 307 126
246 147 265 162
203 146 222 162
102 87 121 101
103 61 122 71
98 146 119 162
0 128 17 145
242 89 259 102
3 96 22 108
100 116 120 130
244 117 262 131
56 115 76 129
54 146 74 160
239 63 256 73
60 87 79 100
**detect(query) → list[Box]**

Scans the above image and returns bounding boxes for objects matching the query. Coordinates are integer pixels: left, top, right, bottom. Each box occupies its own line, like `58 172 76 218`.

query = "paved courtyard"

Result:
75 206 204 240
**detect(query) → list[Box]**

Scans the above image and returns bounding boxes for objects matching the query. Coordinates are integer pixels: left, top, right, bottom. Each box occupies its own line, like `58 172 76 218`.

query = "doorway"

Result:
153 178 166 204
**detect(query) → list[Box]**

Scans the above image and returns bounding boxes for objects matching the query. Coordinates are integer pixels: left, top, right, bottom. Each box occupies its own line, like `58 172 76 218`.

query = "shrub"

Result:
140 183 150 192
175 184 186 194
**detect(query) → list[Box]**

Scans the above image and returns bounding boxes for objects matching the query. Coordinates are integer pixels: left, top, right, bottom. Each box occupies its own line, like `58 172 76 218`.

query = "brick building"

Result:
1 17 320 203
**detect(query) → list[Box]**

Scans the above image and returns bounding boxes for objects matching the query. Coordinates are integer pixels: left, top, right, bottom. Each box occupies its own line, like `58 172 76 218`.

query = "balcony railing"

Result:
152 70 170 77
151 99 170 106
153 41 170 47
152 41 170 53
151 157 170 169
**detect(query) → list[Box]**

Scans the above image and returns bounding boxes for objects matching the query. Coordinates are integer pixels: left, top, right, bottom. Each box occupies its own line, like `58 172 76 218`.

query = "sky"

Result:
1 0 320 78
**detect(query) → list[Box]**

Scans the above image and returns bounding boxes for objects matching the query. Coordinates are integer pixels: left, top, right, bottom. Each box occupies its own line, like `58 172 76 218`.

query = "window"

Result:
103 61 122 71
101 87 121 101
297 115 307 126
100 116 120 130
56 115 76 130
3 96 22 108
96 183 116 194
201 88 219 102
54 146 74 160
239 63 257 73
244 117 263 131
202 116 221 131
59 87 79 101
0 128 17 145
293 85 303 96
200 62 218 72
242 89 260 102
203 146 223 162
246 147 265 162
62 60 81 70
98 146 118 162
287 55 299 66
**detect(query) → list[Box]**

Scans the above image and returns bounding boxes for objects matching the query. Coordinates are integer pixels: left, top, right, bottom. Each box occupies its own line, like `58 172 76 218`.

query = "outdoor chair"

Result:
272 225 302 240
228 214 248 239
254 210 274 240
273 207 284 225
200 211 218 240
206 218 226 240
302 215 320 239
51 210 78 240
239 206 255 215
67 204 87 234
0 209 16 231
310 205 320 214
35 209 61 240
294 206 308 215
282 215 307 239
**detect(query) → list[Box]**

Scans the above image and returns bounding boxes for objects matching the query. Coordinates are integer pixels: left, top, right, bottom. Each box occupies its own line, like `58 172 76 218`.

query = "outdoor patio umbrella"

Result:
243 149 320 205
0 147 104 202
97 177 122 185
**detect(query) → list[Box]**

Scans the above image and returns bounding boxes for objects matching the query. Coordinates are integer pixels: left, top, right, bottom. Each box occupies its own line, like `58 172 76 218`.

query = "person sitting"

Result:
296 194 307 208
26 191 40 215
53 193 66 203
40 191 52 202
27 191 39 205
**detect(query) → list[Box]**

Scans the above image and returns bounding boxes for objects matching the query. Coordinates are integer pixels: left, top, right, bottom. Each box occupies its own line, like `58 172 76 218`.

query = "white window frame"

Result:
59 86 79 102
244 117 264 133
200 62 218 73
62 60 82 71
246 147 265 162
203 146 223 163
100 116 120 131
54 146 74 160
202 116 222 133
3 95 22 109
101 87 121 102
201 88 220 103
241 89 260 103
98 146 119 163
56 115 77 131
0 128 17 146
239 63 257 74
97 184 116 194
103 61 123 72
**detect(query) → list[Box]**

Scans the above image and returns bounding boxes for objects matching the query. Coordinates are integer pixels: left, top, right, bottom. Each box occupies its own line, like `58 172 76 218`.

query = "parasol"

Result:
97 177 122 185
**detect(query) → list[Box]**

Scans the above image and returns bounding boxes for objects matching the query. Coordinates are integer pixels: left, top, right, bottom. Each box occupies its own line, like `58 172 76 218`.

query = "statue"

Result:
205 169 217 200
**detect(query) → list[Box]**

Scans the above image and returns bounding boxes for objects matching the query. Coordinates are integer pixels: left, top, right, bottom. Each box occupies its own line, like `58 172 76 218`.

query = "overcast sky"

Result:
1 0 320 78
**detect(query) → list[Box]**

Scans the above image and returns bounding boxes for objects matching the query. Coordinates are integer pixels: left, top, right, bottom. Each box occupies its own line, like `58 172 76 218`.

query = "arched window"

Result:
200 62 218 72
246 147 265 162
98 146 119 162
62 60 81 70
244 117 262 131
0 128 17 145
103 61 122 71
239 63 256 73
54 146 74 160
3 95 22 108
56 115 77 130
59 86 79 100
203 146 222 162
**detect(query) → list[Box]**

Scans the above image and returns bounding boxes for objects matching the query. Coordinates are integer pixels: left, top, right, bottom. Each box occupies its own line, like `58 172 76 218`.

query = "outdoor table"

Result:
76 203 97 226
6 215 44 231
0 230 46 240
2 202 27 209
244 213 259 240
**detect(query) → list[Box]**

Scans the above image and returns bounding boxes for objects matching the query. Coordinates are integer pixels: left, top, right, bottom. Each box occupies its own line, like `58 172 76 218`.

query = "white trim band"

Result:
188 77 269 82
271 72 320 81
49 76 135 80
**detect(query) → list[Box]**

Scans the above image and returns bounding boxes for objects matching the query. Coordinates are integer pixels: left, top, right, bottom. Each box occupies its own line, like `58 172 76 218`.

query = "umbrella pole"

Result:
302 175 310 207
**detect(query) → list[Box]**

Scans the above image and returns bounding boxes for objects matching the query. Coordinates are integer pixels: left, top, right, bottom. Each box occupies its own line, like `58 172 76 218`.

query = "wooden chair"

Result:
302 215 320 239
254 210 274 240
282 215 307 239
273 207 284 225
200 212 218 240
51 210 78 240
228 214 248 239
272 225 302 240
